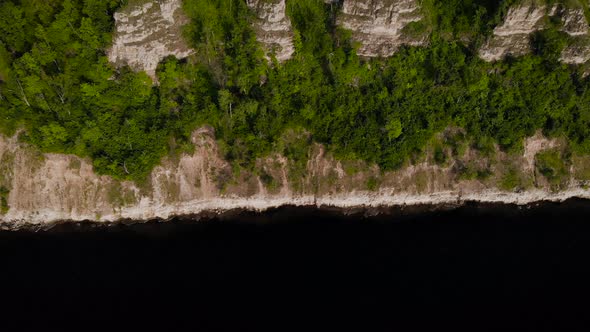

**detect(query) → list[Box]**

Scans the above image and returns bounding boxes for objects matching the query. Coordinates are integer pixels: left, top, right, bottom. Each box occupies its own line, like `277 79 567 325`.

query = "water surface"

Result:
2 200 590 330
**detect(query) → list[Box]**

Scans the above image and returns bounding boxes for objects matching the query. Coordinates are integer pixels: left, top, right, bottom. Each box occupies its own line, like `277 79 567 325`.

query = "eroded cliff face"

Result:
337 0 427 57
557 5 590 64
104 0 590 79
479 2 547 61
1 127 589 226
108 0 194 81
245 0 427 60
479 1 590 64
247 0 295 62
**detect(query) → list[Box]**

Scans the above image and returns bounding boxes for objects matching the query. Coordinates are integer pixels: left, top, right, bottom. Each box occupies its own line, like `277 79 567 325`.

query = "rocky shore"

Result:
2 128 589 228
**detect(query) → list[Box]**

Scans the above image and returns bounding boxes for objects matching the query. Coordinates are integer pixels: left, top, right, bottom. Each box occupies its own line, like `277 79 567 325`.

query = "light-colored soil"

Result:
1 126 589 225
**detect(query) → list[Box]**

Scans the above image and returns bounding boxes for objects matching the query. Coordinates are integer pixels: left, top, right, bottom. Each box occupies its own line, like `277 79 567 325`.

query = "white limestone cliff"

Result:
1 128 589 227
558 5 590 64
479 3 547 62
108 0 194 82
247 0 295 62
479 1 590 64
337 0 427 57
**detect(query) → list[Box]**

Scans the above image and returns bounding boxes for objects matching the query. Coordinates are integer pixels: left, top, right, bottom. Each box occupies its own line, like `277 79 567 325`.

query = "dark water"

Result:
2 200 590 330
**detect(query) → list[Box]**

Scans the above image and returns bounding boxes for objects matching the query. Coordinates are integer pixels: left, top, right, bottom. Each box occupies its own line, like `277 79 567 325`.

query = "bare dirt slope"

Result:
1 127 589 225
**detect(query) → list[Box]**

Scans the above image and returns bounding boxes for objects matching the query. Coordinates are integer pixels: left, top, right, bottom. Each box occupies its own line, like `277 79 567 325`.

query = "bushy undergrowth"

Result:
1 0 590 181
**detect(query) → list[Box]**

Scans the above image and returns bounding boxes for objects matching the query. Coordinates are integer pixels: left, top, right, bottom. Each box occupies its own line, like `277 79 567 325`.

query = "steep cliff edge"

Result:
558 5 590 64
479 3 547 61
479 1 590 64
2 128 589 226
336 0 427 57
4 0 590 227
107 0 194 81
247 0 295 62
245 0 427 60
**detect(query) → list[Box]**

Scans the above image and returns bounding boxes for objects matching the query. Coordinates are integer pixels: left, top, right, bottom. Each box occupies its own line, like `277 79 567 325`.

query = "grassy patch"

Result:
401 20 430 39
342 161 362 176
68 158 82 171
366 176 380 191
573 155 590 182
107 182 138 207
414 170 429 193
500 166 525 192
457 161 492 181
535 149 570 190
0 186 9 214
0 151 14 186
259 168 280 191
277 129 312 191
433 144 448 166
443 130 468 158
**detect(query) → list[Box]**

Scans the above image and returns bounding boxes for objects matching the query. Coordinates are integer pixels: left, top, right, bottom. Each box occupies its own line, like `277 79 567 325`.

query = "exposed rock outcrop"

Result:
337 0 427 57
560 36 590 64
108 0 194 81
479 1 590 64
557 6 590 64
558 6 589 36
247 0 295 62
479 2 547 62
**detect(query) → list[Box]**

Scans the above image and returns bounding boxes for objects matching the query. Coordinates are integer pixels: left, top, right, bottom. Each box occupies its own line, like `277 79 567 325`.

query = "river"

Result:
1 199 590 329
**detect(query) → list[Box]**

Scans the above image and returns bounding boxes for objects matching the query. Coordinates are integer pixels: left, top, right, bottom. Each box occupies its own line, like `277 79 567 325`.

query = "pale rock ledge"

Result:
479 1 590 65
247 0 295 62
558 5 590 64
108 0 194 82
337 0 427 57
479 3 547 62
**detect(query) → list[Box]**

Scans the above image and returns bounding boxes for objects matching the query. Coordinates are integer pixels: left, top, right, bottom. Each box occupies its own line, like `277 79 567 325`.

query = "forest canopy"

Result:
1 0 590 180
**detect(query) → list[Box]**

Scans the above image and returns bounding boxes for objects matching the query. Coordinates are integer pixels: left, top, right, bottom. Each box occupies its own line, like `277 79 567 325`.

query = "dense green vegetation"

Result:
421 0 516 40
1 0 590 181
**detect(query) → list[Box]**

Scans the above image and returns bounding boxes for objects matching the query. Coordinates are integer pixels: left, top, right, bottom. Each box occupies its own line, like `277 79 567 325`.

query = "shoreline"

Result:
2 187 590 230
